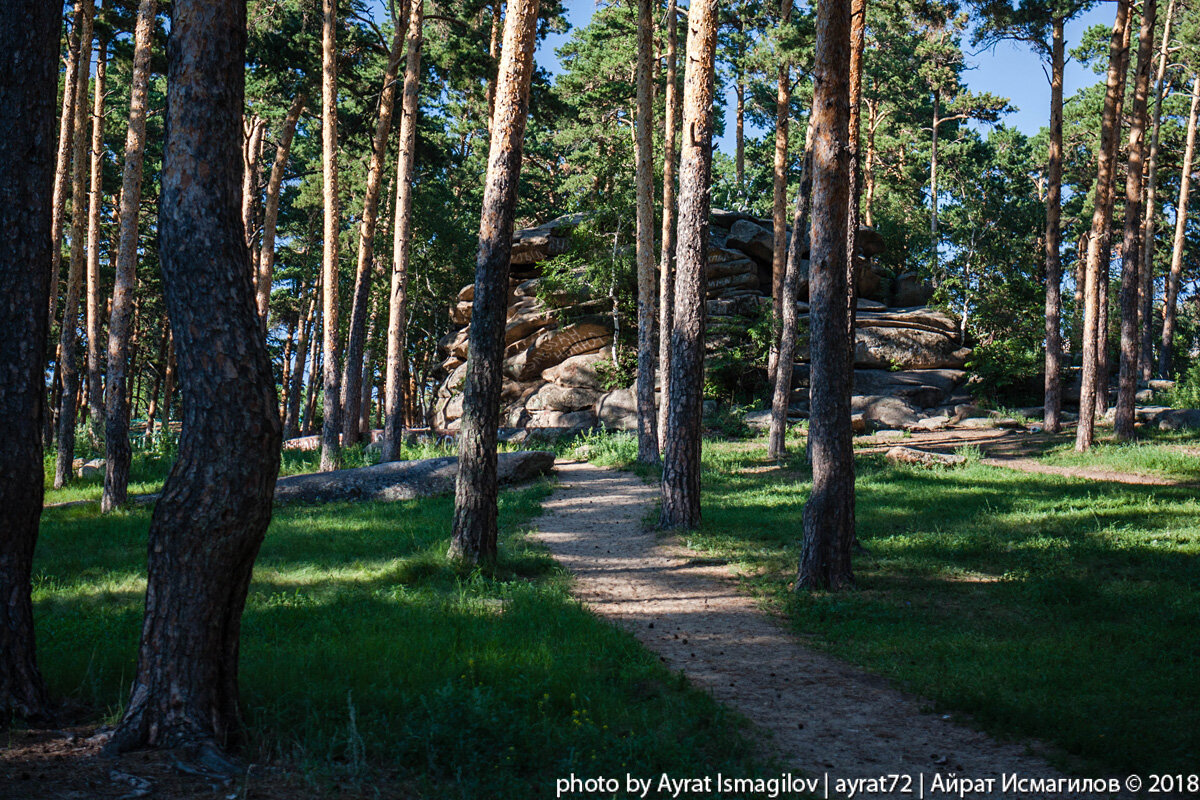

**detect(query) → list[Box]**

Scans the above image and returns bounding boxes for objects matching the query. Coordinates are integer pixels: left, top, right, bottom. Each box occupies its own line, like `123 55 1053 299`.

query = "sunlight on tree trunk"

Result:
320 0 343 472
1159 74 1199 379
656 0 679 456
634 0 658 464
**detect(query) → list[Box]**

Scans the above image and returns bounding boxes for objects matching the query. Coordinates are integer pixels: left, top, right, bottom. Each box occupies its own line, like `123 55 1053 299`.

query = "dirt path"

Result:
530 460 1116 800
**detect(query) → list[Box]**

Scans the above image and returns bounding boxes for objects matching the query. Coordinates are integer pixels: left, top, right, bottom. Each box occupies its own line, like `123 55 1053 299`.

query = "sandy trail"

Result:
529 460 1120 800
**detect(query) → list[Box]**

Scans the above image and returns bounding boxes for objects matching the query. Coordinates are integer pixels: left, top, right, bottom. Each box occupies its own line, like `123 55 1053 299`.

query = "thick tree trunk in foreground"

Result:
1076 0 1131 452
1159 74 1199 378
55 0 95 489
1139 0 1175 379
797 0 854 590
768 122 814 460
1043 15 1065 434
660 0 717 531
634 0 658 464
656 0 679 454
382 0 425 462
1115 0 1156 441
345 17 406 447
767 0 793 389
103 0 157 513
320 0 342 472
0 0 59 724
257 94 305 324
448 0 540 563
108 0 282 755
85 40 107 449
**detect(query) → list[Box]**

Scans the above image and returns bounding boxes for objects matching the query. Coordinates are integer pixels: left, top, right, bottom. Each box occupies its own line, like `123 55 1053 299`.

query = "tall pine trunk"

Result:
656 0 679 454
1076 0 1131 451
1159 74 1199 378
257 94 305 324
845 0 864 365
634 0 658 464
1115 0 1157 440
85 38 107 448
382 0 425 461
107 0 282 755
660 0 718 530
49 4 83 339
319 0 342 471
449 0 540 561
344 11 407 447
54 0 95 489
797 0 854 590
241 116 265 259
768 0 793 389
102 0 157 512
0 0 59 724
285 280 316 438
1043 14 1065 433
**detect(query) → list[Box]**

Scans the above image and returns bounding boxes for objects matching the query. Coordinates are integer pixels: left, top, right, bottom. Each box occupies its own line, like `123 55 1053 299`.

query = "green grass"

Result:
1035 432 1200 482
31 478 765 796
587 432 1200 776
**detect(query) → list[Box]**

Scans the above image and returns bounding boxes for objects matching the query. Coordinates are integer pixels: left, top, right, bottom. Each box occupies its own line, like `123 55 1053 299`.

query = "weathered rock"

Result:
856 298 887 311
440 361 469 397
457 284 474 302
857 262 886 302
527 383 601 412
856 308 959 335
892 271 935 307
885 446 966 467
444 328 470 359
1135 388 1154 404
1136 405 1170 423
857 227 886 257
1148 379 1175 393
450 301 473 326
853 368 965 408
503 320 613 381
1158 409 1200 431
726 219 780 265
706 271 759 297
274 451 555 505
911 415 950 431
510 218 575 264
852 395 921 430
854 326 968 370
954 417 995 429
541 351 614 388
851 413 867 434
506 303 556 344
74 457 105 479
707 295 762 317
597 388 639 430
527 409 597 429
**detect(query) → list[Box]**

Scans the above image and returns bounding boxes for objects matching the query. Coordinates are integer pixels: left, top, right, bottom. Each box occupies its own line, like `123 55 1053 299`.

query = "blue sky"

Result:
534 0 1117 150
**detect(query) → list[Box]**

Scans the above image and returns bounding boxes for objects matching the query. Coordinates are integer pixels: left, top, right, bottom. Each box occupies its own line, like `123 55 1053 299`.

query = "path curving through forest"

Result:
530 460 1120 800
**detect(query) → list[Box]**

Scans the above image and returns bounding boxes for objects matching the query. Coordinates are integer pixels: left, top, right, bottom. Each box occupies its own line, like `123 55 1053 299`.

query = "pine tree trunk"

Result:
1115 0 1156 441
1076 0 1131 451
845 0 864 360
102 0 157 513
319 0 342 471
0 0 59 725
767 0 793 389
55 0 94 489
85 39 107 449
1159 74 1199 378
382 0 425 461
279 318 296 421
344 14 407 447
768 120 814 460
1043 14 1065 434
485 1 502 130
285 275 316 438
797 0 854 591
1139 0 1175 380
241 116 265 258
449 0 540 562
634 0 658 464
49 4 83 337
930 90 940 280
656 0 679 454
257 94 305 324
303 317 322 436
107 0 281 755
660 0 717 531
159 334 175 433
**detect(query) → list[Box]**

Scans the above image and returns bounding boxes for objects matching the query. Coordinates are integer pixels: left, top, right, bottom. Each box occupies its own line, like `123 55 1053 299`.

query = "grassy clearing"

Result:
1034 430 1200 482
31 477 764 796
589 432 1200 776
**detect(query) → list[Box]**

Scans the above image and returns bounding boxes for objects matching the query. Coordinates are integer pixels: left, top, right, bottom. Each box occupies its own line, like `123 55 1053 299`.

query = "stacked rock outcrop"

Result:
432 212 972 435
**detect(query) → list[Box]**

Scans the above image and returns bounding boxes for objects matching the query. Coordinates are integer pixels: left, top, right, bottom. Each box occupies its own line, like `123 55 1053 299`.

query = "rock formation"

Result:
432 212 972 436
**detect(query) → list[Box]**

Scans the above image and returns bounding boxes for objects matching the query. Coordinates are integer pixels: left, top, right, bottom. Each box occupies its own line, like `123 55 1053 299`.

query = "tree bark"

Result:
768 120 814 460
0 0 59 725
257 94 305 324
1159 74 1199 378
660 0 717 531
382 0 425 462
85 38 107 449
845 0 864 363
656 0 679 455
1043 14 1065 434
344 13 407 447
1115 0 1156 441
108 0 282 755
241 115 265 261
797 0 854 590
55 0 95 489
1076 0 1130 451
449 0 540 562
158 334 175 433
49 3 83 337
285 278 316 439
634 0 658 464
319 0 342 472
930 89 941 280
1140 0 1175 378
102 0 157 513
767 0 793 390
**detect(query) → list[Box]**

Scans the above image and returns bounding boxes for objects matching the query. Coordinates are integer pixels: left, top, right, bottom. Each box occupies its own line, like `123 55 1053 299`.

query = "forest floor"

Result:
530 460 1100 799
